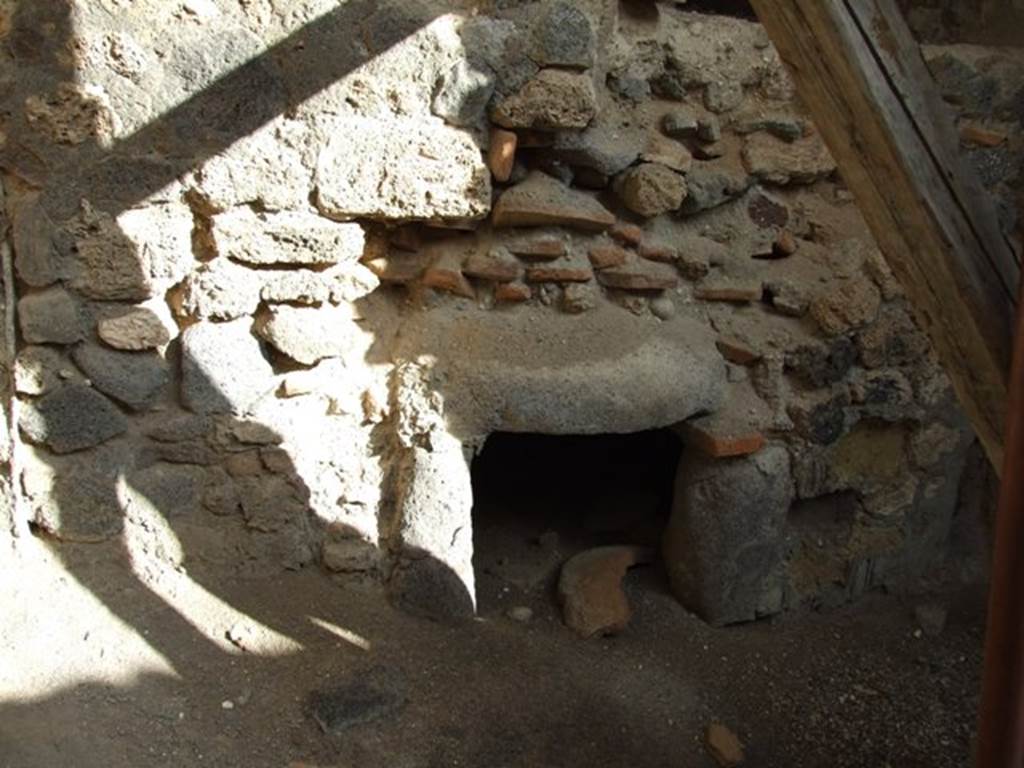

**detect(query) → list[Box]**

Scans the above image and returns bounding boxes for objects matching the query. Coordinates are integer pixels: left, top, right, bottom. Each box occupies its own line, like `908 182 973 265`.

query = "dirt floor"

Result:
0 507 985 768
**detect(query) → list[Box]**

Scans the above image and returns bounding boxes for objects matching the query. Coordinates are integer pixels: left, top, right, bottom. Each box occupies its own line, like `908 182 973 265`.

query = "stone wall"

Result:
0 0 995 624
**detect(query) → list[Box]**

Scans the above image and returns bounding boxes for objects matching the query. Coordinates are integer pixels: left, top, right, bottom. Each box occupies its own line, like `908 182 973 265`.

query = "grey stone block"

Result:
18 287 83 345
72 344 169 411
19 385 128 454
663 444 793 625
530 1 596 69
181 319 275 415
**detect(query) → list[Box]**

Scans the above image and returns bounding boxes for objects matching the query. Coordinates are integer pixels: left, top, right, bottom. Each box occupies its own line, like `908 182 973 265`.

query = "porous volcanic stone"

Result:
491 69 597 130
316 118 491 221
810 279 881 336
177 258 262 321
72 344 169 411
18 287 83 345
431 59 495 127
662 107 699 138
614 163 687 217
97 306 173 350
211 209 366 266
743 133 836 185
680 166 751 214
256 305 363 366
549 120 643 176
15 346 80 396
181 319 275 415
72 203 194 301
21 443 129 541
19 385 128 454
529 0 595 69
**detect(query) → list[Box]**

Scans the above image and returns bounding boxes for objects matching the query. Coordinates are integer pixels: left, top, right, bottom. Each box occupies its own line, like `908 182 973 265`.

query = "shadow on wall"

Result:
1 0 486 759
8 0 467 217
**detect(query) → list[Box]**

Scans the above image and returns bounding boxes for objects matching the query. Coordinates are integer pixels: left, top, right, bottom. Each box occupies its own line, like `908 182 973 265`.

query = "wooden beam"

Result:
979 293 1024 768
748 0 1020 471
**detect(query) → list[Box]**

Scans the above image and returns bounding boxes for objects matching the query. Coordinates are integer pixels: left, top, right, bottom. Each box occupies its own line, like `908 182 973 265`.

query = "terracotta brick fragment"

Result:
715 336 762 366
488 128 517 183
609 222 643 246
495 281 531 302
422 266 475 298
773 229 798 256
464 248 521 282
365 253 428 283
638 240 676 263
596 260 678 291
588 244 629 270
680 414 765 458
506 238 567 260
960 123 1007 147
695 283 762 302
640 245 677 265
525 266 593 283
705 723 745 767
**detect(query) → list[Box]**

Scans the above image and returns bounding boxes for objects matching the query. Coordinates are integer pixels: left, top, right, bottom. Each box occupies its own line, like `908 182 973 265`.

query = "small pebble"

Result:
697 116 722 143
650 295 676 320
773 230 798 257
507 606 533 623
705 722 745 766
221 700 235 710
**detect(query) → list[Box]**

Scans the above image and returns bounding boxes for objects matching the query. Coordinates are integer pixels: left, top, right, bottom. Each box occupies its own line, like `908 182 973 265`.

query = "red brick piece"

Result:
596 260 678 291
488 128 517 183
638 240 676 263
772 229 798 257
525 266 593 283
960 123 1007 148
506 238 567 260
715 336 762 366
463 248 521 282
422 266 475 298
609 222 643 246
695 283 762 302
588 244 629 270
495 281 531 302
679 414 765 458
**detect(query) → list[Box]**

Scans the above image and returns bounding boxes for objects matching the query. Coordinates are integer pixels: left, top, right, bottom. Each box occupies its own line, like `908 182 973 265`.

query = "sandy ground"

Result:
0 520 984 768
